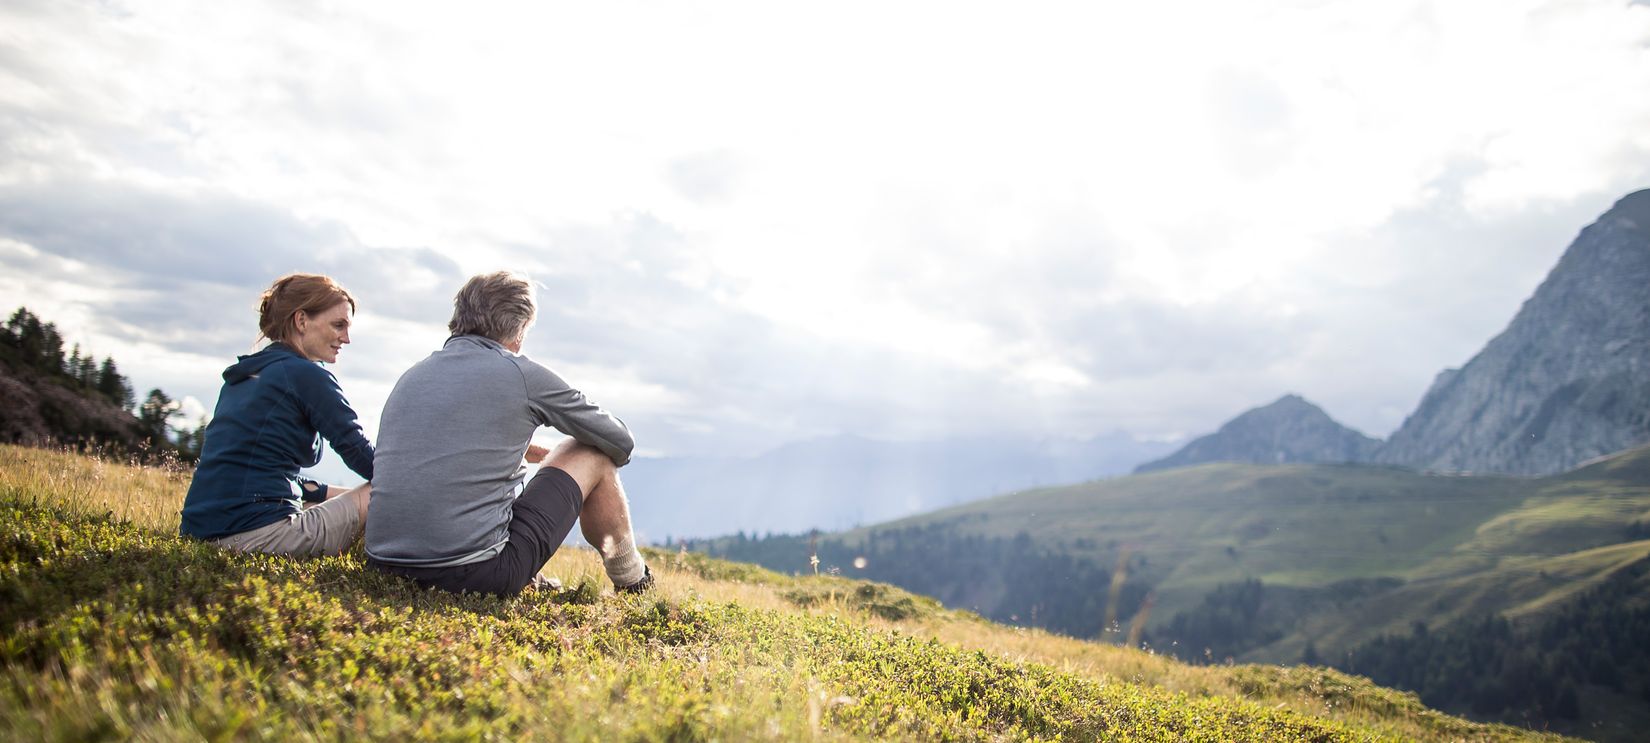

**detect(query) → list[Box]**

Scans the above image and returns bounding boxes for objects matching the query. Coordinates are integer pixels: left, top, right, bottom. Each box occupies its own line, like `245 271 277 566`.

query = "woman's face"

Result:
291 301 352 363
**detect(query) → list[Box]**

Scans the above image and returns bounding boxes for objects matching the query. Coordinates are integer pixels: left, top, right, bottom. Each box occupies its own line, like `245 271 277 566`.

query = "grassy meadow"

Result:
824 448 1650 660
0 443 1579 741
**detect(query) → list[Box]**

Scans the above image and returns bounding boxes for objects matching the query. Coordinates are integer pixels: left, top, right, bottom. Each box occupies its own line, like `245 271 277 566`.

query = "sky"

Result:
3 0 1649 468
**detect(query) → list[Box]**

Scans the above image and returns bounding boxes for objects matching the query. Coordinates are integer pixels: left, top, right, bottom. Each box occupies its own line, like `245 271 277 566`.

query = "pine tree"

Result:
11 310 46 366
39 322 64 375
138 388 179 446
96 357 118 400
3 307 33 353
2 307 25 342
174 416 208 463
96 357 135 409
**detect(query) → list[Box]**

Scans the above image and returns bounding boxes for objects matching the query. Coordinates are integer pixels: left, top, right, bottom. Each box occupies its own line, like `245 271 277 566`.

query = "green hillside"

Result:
812 445 1650 652
698 445 1650 739
0 444 1570 741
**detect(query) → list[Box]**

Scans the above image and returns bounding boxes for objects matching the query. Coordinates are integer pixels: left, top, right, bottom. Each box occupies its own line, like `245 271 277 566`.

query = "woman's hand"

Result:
525 443 550 464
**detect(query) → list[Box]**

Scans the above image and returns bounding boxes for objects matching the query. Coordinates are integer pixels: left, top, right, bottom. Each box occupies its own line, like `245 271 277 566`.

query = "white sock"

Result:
600 533 646 587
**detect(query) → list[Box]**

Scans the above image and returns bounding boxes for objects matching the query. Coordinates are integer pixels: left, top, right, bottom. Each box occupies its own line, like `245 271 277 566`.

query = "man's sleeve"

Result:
516 356 635 467
293 365 376 480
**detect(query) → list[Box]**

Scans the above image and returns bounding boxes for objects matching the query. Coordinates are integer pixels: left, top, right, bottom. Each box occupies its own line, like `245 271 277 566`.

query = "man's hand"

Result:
525 443 550 464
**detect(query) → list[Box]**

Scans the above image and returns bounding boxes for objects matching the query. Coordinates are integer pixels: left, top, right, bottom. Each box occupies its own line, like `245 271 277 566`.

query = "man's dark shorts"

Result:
367 466 583 597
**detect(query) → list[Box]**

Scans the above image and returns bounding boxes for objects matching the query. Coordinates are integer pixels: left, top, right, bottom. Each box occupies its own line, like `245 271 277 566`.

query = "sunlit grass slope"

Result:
844 445 1650 657
0 444 1570 741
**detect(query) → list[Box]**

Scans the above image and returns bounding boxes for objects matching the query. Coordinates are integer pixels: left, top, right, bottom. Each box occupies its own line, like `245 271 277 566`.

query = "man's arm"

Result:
516 356 635 466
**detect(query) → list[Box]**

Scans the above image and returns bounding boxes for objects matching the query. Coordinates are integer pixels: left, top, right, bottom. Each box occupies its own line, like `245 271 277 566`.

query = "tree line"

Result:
1335 557 1650 727
1 306 202 461
1146 576 1402 665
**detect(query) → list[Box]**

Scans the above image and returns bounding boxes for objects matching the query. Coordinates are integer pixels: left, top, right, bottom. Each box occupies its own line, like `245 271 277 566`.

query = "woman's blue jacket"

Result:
179 342 373 540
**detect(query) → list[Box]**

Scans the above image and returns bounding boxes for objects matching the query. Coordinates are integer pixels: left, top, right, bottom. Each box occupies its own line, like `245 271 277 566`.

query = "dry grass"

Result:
0 443 191 532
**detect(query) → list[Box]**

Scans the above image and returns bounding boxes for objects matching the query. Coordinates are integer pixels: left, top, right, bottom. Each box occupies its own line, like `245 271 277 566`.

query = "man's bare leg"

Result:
544 438 649 590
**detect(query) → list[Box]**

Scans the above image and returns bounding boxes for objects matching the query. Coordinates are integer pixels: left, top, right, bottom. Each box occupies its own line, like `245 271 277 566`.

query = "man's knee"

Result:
546 440 614 498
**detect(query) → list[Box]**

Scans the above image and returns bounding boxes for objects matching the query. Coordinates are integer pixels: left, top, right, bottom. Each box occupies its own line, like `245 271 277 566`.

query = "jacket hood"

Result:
223 342 304 383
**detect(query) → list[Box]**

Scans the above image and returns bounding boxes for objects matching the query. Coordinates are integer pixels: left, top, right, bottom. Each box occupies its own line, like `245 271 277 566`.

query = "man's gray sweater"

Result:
365 335 634 567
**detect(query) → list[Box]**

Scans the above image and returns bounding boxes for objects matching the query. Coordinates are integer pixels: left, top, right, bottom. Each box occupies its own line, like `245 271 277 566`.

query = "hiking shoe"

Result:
528 574 563 592
616 566 654 594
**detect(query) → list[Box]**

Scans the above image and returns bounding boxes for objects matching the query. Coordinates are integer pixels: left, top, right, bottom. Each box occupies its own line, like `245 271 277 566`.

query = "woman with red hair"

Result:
179 273 374 556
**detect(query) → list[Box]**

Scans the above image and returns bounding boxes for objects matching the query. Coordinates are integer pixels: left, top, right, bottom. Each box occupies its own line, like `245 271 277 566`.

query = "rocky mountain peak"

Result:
1376 190 1650 474
1134 394 1379 473
1603 188 1650 227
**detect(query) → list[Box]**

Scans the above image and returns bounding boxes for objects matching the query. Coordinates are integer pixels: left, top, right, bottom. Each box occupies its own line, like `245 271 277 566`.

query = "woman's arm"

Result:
292 365 376 480
298 478 355 503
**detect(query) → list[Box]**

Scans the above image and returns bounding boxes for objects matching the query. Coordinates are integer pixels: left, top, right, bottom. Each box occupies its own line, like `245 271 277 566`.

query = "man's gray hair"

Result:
449 271 536 344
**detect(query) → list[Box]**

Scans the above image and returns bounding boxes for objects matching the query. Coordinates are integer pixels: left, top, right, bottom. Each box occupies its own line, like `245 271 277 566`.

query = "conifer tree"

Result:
2 307 25 339
39 322 64 374
4 308 33 347
138 388 179 446
96 357 121 403
174 416 208 463
96 357 135 409
12 310 46 366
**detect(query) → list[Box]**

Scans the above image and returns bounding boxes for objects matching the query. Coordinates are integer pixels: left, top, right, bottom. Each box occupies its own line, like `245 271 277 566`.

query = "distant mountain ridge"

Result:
1143 189 1650 476
622 432 1178 541
1134 394 1379 473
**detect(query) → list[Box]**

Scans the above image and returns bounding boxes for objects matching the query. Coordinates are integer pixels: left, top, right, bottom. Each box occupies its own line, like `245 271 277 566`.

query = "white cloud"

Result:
2 0 1648 458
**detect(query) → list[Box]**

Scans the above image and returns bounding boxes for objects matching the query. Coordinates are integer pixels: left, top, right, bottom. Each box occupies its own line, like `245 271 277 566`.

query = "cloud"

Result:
1207 67 1297 178
324 247 465 328
2 0 1650 464
0 177 465 350
665 150 743 204
0 179 336 282
489 213 992 452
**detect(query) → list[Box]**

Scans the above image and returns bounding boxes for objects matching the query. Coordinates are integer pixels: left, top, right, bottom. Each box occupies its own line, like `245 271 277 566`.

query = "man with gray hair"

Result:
365 271 651 595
